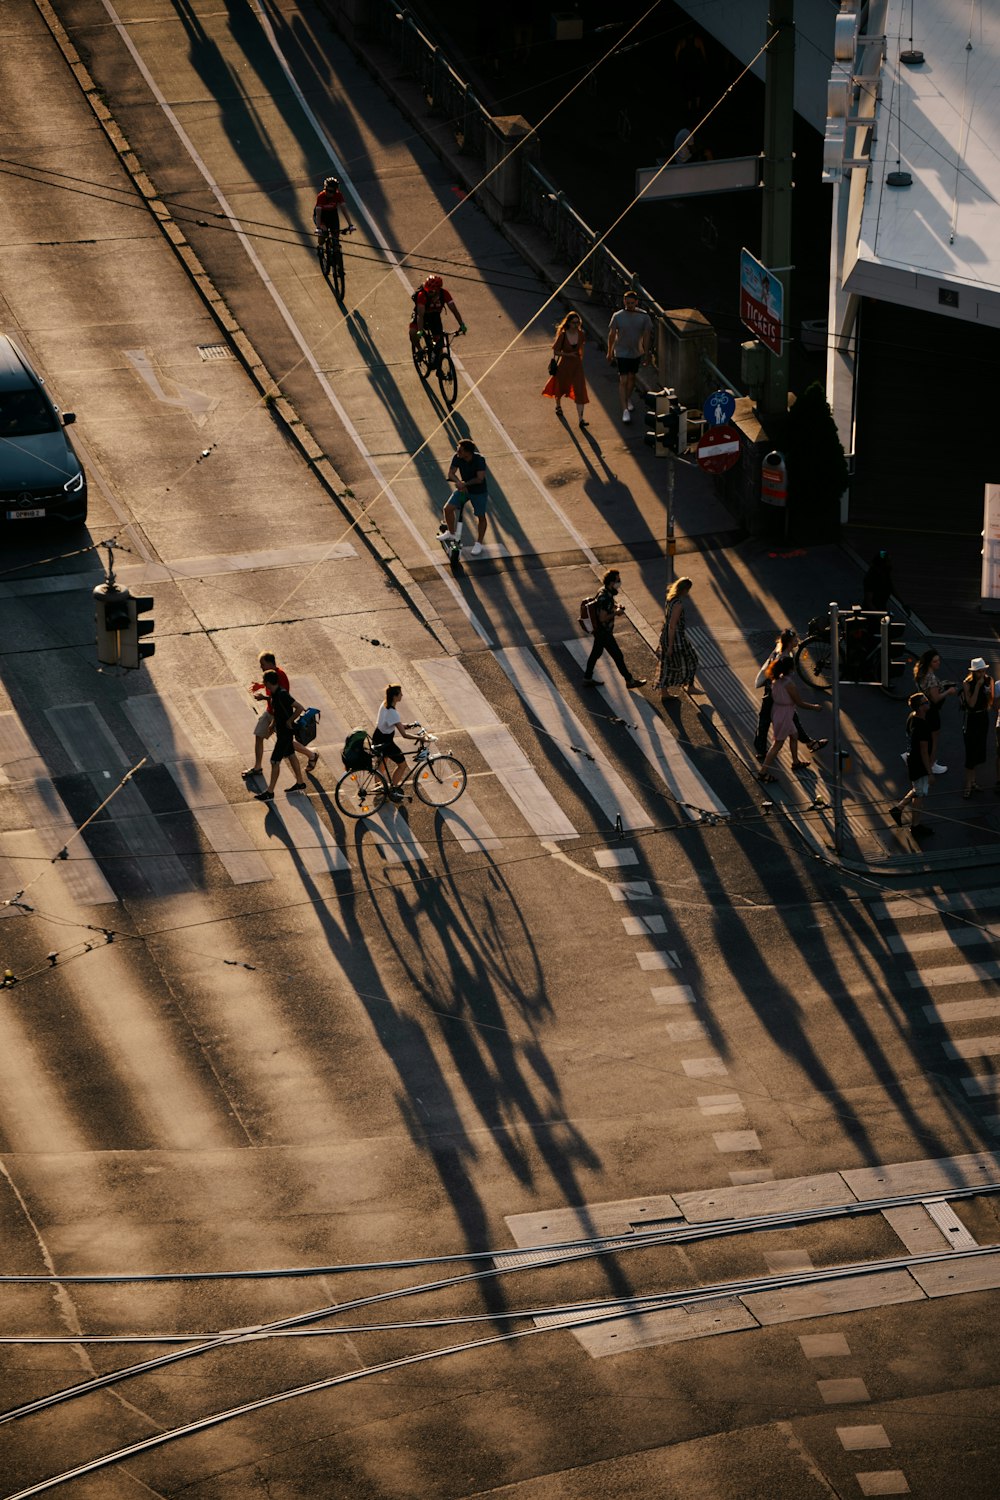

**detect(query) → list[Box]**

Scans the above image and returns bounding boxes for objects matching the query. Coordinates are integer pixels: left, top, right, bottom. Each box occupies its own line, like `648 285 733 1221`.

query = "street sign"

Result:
703 389 736 426
739 247 783 355
635 156 760 201
697 424 741 473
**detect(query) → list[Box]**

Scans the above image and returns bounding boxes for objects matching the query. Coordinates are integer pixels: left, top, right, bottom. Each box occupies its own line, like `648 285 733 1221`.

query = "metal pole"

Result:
829 600 844 856
665 455 676 590
760 0 795 423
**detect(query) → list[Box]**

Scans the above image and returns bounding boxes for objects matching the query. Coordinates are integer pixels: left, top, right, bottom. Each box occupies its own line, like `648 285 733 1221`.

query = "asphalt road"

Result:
0 1 999 1497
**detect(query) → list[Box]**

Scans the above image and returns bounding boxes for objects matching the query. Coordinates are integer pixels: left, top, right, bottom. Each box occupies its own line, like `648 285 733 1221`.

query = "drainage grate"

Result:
197 343 233 361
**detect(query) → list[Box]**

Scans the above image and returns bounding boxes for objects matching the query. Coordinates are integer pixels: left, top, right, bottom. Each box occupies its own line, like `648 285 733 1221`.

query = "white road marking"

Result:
713 1130 761 1152
666 1018 708 1040
636 951 678 971
836 1426 891 1452
651 984 696 1003
870 887 1000 920
125 348 218 423
608 880 653 901
887 926 996 954
942 1034 1000 1060
698 1094 744 1116
593 848 638 867
908 960 1000 988
621 915 667 935
923 997 1000 1025
681 1056 728 1078
563 638 728 819
495 646 651 830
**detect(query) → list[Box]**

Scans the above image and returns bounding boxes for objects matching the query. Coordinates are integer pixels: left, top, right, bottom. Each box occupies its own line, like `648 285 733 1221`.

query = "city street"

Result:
1 1 999 1496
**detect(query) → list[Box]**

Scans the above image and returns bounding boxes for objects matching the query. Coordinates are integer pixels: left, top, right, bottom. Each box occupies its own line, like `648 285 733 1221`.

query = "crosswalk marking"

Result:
908 961 1000 990
622 915 667 935
962 1075 1000 1097
563 639 728 820
124 698 272 885
0 714 115 905
872 889 1000 921
942 1034 1000 1060
46 703 194 897
888 926 997 955
495 647 651 831
609 880 652 901
339 669 500 854
923 998 1000 1025
414 658 576 839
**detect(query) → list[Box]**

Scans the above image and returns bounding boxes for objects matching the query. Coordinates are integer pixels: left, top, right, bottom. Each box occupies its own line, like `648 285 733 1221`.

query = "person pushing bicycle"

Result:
313 175 354 242
410 274 466 349
441 439 489 557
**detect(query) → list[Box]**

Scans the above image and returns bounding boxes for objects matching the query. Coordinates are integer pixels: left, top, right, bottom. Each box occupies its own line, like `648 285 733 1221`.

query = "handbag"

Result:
547 357 559 377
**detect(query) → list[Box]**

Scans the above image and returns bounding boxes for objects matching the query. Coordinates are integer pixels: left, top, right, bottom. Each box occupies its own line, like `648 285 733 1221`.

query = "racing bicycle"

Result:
335 727 467 819
317 224 354 300
412 327 463 407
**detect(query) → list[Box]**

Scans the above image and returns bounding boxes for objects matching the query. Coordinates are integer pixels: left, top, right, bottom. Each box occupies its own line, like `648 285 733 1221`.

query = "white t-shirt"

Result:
376 705 402 736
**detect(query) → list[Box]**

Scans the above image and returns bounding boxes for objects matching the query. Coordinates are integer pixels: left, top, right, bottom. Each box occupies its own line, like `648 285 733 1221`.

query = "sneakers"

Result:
626 399 634 412
889 806 903 826
932 762 947 774
583 677 602 687
911 823 935 835
626 677 647 689
242 767 262 780
438 529 457 541
622 409 632 424
254 790 274 802
470 542 483 556
288 782 307 793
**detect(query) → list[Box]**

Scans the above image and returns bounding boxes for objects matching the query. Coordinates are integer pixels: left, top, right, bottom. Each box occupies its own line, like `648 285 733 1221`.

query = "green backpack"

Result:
341 728 372 771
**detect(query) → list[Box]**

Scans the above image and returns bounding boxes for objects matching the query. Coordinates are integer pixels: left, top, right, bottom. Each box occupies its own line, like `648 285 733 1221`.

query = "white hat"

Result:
970 656 989 671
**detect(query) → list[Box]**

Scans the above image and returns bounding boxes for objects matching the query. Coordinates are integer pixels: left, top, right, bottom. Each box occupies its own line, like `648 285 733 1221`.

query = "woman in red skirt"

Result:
542 311 590 427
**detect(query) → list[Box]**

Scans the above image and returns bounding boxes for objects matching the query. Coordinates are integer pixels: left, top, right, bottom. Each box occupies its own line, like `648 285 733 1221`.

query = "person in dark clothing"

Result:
862 549 894 611
253 671 307 801
583 569 646 689
889 693 933 832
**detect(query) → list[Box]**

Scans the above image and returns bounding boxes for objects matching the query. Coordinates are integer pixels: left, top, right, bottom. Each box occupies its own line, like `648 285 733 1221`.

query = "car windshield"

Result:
0 388 58 438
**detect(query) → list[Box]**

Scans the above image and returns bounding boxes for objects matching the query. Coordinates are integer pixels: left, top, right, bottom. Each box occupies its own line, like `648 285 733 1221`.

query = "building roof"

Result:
846 0 1000 326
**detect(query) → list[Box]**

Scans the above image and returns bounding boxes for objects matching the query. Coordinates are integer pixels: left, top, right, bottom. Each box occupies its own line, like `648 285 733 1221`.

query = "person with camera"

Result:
913 649 955 776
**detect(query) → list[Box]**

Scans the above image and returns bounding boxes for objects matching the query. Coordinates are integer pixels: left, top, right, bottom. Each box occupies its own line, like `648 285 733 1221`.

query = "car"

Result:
0 334 87 525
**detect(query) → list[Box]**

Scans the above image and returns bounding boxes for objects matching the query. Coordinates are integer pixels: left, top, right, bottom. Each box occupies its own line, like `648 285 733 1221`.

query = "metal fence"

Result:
365 2 490 158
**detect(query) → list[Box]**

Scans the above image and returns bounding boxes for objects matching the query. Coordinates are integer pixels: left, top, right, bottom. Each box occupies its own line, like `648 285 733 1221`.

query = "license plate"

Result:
6 508 45 519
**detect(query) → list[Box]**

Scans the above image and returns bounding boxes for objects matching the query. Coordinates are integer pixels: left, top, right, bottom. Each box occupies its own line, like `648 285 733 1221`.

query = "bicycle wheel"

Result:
335 767 389 818
437 352 458 407
331 245 345 301
413 754 467 807
318 237 331 282
412 339 432 380
795 635 834 691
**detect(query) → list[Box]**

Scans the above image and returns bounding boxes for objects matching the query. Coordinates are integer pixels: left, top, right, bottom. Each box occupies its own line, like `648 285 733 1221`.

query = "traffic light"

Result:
92 584 155 669
840 607 881 684
643 388 688 455
881 615 907 689
121 594 155 670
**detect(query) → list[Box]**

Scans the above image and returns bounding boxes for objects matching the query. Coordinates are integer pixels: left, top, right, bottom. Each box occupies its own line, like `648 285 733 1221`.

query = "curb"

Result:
33 0 461 660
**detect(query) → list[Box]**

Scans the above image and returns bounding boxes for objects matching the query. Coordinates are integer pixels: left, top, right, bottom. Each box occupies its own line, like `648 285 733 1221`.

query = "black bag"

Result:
548 357 559 377
341 728 372 770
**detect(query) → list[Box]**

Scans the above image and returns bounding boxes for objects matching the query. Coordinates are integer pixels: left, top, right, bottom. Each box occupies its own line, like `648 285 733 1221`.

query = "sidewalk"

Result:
323 6 1000 878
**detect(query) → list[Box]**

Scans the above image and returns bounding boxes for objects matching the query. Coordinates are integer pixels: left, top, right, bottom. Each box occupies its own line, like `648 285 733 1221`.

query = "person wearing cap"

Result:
960 656 994 797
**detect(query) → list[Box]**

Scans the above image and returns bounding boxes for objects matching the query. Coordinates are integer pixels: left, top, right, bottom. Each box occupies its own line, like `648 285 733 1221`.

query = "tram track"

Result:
3 1183 1000 1496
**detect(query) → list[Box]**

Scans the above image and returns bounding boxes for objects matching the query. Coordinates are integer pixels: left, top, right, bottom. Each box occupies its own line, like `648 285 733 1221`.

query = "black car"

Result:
0 334 87 525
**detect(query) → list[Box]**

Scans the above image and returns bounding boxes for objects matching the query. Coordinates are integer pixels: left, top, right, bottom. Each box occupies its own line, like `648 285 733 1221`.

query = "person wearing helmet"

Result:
313 175 354 238
410 274 466 346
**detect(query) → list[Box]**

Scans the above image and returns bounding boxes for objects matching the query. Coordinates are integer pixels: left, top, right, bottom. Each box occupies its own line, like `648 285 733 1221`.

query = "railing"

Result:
366 3 490 157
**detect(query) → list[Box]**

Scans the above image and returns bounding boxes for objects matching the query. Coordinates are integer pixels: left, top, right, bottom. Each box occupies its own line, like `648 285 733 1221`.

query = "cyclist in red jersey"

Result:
410 274 466 345
312 175 354 240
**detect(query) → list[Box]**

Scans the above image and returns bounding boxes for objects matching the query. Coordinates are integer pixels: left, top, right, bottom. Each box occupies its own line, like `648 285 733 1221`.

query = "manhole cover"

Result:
197 343 233 361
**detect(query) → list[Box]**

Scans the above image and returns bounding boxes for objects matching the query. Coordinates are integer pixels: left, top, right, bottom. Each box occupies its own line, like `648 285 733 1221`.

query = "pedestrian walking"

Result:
253 671 308 801
913 648 955 775
756 656 823 783
656 577 699 701
890 693 934 833
542 311 590 427
441 438 489 556
862 548 894 611
582 569 647 690
752 628 828 760
960 656 994 797
606 290 653 425
243 651 318 780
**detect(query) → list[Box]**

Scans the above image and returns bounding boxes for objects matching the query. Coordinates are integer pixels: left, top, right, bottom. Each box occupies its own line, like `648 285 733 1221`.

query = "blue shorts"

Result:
454 490 488 519
911 774 929 796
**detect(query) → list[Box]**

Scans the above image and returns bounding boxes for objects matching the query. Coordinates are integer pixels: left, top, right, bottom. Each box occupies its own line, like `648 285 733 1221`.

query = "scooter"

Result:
437 493 470 575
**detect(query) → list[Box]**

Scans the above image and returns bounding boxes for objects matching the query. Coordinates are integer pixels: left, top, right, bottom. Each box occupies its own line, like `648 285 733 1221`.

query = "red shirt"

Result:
252 667 289 705
414 286 454 312
314 189 344 227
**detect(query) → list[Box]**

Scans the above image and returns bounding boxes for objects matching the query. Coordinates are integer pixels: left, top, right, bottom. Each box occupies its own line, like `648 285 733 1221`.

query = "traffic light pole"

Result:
760 0 795 423
829 600 845 857
665 454 676 590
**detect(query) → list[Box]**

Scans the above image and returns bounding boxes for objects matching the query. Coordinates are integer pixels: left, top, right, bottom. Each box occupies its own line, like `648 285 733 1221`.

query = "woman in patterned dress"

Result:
656 576 698 702
542 311 590 427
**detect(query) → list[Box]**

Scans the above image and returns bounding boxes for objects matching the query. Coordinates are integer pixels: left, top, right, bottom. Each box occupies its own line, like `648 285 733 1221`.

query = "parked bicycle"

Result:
795 612 911 694
335 726 467 819
412 327 462 407
317 224 354 300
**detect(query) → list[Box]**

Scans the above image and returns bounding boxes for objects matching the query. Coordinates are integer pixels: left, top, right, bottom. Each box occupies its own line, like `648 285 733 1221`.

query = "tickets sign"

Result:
739 247 783 356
